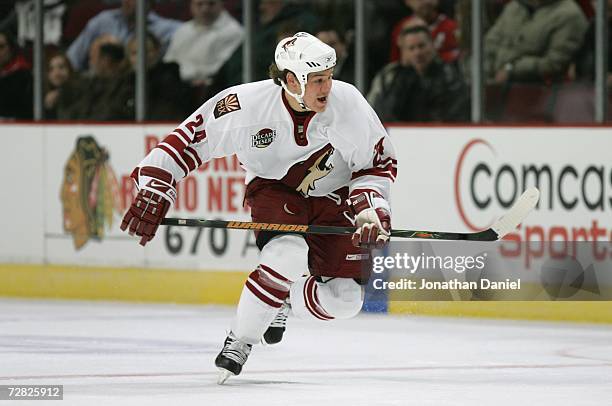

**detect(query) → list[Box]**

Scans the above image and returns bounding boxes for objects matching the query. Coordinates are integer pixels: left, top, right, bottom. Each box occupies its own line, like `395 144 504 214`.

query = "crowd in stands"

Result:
368 25 469 122
0 0 610 122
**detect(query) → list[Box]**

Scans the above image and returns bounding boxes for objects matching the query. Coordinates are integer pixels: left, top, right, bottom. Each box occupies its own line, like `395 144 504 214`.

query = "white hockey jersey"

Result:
137 79 397 201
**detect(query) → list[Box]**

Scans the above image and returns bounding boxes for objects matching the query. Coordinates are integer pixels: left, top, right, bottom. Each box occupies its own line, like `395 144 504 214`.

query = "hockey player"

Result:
120 32 397 384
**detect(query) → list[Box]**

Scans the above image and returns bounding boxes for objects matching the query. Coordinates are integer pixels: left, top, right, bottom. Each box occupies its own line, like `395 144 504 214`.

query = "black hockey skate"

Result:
215 332 252 384
263 301 290 345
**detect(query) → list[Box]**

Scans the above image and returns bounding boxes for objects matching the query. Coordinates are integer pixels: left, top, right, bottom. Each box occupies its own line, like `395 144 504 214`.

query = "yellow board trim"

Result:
0 264 248 304
2 264 611 324
388 301 612 324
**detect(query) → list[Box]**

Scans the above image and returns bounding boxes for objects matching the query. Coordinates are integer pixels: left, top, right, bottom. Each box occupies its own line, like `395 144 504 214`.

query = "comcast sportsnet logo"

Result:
454 139 499 231
454 137 612 238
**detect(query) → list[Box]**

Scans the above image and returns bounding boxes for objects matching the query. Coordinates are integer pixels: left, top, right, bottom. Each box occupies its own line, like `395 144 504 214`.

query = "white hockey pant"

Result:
231 235 364 344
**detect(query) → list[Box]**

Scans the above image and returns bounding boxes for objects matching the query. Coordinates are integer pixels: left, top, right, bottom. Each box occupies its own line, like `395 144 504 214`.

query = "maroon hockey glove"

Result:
347 190 391 249
120 166 177 246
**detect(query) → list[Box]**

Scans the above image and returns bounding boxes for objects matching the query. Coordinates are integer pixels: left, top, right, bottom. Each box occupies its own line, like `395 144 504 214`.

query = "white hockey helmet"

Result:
274 32 336 109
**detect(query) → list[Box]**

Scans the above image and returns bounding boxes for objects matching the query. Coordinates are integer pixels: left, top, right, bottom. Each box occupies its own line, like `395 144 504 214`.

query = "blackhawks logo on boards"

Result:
60 136 120 250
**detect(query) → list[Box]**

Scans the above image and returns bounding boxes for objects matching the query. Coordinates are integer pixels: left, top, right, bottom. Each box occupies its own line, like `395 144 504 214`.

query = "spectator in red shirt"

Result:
389 0 459 64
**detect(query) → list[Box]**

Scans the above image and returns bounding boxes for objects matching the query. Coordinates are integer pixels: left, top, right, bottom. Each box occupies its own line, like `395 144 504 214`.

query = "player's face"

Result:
303 68 334 113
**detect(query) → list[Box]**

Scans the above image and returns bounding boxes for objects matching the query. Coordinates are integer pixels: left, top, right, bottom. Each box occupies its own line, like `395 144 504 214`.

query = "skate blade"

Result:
217 368 234 385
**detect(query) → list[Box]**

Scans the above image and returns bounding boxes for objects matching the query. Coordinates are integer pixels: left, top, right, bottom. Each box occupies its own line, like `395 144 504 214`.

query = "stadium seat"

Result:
552 83 595 123
500 83 556 123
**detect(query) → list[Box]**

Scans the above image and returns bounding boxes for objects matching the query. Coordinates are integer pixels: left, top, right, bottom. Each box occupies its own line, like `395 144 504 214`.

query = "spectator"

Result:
214 0 319 87
316 28 355 84
254 0 320 77
0 30 32 120
44 52 75 119
58 42 130 120
455 0 501 57
484 0 588 84
389 0 459 64
454 0 506 81
67 0 181 71
124 32 192 120
87 33 121 76
92 42 126 78
368 26 469 122
163 0 243 85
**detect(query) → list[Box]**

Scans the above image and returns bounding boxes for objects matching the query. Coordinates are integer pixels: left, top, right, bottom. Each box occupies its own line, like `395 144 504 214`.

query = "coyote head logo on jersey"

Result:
296 147 335 197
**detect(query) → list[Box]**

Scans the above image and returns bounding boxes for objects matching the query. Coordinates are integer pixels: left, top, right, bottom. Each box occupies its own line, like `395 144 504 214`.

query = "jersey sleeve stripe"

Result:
163 133 189 152
159 141 191 171
353 172 396 181
160 134 198 173
184 146 203 167
351 164 397 181
374 157 398 168
180 150 197 172
174 128 192 145
156 144 189 176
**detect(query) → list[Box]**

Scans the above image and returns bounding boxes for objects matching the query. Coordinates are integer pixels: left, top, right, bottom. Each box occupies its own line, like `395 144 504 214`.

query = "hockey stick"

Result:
161 187 540 241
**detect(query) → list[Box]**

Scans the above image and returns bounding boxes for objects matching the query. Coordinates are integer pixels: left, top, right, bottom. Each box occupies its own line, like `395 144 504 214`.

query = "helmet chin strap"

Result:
281 81 311 111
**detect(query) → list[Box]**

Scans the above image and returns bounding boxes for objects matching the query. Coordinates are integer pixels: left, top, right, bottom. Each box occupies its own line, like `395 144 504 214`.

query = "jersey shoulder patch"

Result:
213 93 241 119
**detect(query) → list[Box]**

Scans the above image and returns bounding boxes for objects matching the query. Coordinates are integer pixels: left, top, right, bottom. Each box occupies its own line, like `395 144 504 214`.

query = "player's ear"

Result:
286 71 298 86
285 71 300 91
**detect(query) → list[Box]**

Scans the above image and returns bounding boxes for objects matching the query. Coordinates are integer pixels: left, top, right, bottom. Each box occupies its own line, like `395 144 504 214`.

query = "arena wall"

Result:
1 123 610 322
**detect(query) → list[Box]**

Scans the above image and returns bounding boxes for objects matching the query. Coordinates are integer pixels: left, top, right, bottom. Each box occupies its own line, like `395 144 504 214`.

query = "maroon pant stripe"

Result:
249 269 289 301
260 264 291 283
245 280 282 308
303 277 333 321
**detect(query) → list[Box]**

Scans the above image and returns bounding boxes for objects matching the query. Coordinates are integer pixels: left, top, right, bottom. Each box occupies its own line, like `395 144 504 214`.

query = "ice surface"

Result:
0 299 611 406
